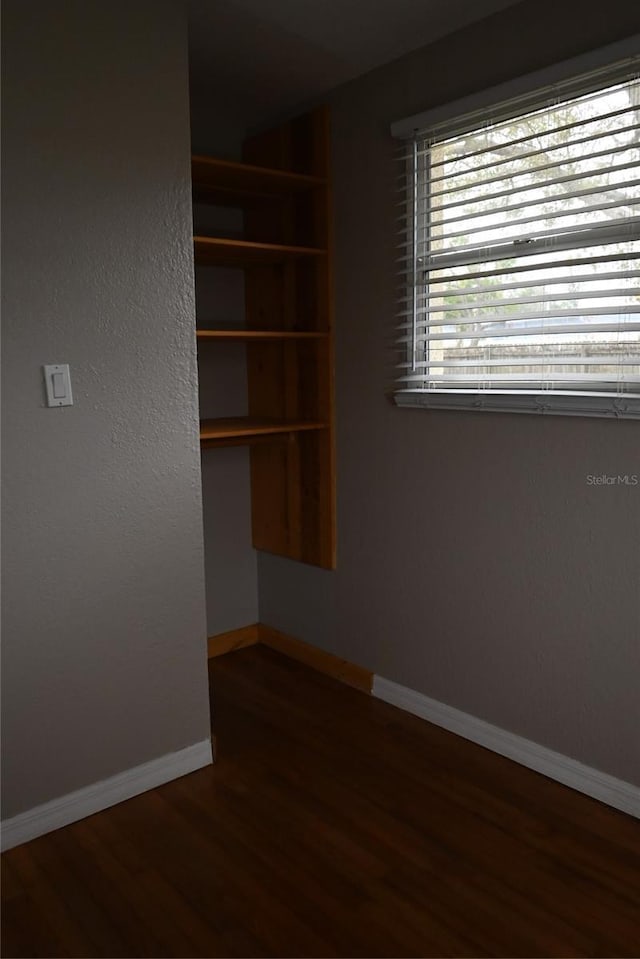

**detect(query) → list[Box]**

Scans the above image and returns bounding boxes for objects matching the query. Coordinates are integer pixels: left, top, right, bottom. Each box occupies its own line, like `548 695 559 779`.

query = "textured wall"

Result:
258 0 640 786
1 0 212 818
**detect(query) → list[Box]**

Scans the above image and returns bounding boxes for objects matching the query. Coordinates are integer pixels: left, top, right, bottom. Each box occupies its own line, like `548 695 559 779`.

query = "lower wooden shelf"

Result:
200 417 327 448
194 236 326 267
197 329 328 341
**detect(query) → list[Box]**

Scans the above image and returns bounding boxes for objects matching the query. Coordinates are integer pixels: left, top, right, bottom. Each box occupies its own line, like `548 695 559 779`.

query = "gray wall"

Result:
1 0 212 819
259 0 640 786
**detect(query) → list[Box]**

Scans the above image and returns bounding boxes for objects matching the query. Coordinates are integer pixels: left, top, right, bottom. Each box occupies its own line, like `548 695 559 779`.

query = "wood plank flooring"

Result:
2 645 640 957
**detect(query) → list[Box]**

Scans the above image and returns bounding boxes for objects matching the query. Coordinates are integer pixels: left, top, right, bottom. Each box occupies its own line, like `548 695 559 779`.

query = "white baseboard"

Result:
373 676 640 819
1 738 213 852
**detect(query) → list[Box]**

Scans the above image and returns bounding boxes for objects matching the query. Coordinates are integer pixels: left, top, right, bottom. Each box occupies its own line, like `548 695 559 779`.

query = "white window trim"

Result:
395 390 640 419
392 34 640 420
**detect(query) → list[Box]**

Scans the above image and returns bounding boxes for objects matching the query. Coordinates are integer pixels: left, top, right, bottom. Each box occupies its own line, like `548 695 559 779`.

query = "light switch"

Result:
44 364 73 407
52 372 66 398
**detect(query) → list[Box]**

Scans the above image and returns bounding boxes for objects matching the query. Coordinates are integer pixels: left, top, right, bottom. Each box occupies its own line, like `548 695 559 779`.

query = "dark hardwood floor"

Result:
2 645 640 958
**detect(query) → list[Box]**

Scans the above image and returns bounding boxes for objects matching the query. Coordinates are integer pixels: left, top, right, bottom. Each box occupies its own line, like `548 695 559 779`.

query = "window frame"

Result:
392 35 640 420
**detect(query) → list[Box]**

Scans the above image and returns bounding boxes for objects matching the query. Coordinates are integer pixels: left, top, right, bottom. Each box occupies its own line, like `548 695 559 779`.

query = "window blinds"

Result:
396 58 640 401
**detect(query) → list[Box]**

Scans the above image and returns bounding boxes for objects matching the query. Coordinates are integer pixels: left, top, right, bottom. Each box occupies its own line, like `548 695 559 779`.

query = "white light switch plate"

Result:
44 364 73 407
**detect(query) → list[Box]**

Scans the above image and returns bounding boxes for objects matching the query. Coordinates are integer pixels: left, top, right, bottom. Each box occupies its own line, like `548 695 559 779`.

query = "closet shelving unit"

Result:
192 107 336 569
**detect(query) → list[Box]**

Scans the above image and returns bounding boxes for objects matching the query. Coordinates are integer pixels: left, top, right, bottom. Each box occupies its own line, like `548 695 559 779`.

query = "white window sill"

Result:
394 390 640 420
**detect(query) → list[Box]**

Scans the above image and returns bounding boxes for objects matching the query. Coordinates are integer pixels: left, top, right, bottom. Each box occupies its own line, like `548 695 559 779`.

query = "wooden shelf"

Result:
200 417 327 448
194 236 326 267
192 155 326 206
193 106 336 568
197 329 328 341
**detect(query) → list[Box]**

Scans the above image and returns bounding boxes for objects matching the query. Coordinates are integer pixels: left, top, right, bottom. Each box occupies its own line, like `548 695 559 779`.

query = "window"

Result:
393 45 640 418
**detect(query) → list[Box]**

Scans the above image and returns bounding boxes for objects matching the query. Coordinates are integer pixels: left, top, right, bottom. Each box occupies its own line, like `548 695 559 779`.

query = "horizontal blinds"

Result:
396 61 640 395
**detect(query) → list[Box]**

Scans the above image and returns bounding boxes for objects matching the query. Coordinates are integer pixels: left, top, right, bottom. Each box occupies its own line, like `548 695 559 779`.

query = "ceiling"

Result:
188 0 524 131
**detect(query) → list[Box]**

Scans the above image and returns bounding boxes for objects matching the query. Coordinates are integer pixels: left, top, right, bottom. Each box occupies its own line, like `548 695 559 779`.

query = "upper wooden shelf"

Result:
194 236 326 267
200 417 327 448
192 155 327 206
197 329 329 341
